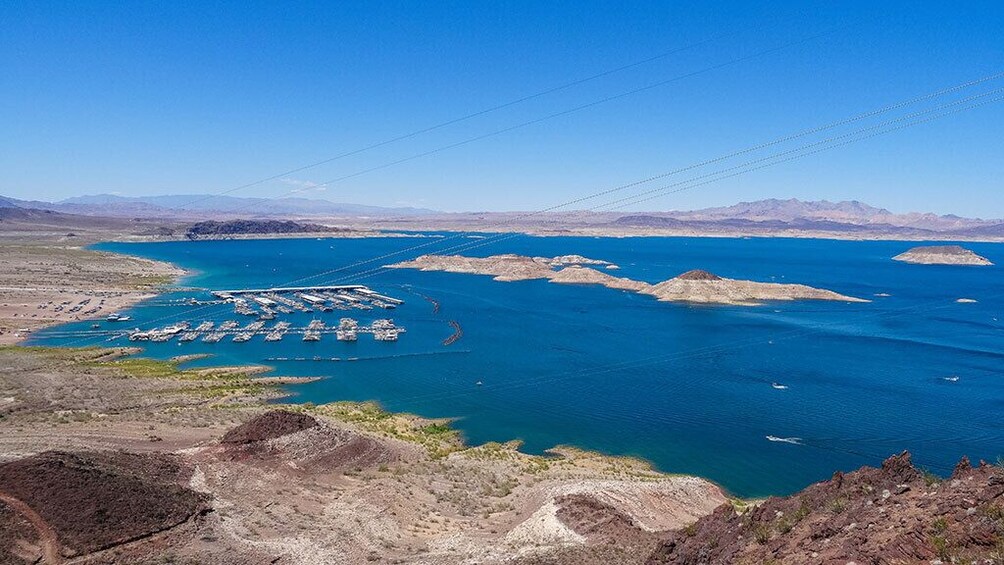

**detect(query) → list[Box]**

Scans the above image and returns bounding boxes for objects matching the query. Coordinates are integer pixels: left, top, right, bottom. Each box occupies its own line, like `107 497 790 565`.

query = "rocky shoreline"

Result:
0 345 727 565
4 345 998 564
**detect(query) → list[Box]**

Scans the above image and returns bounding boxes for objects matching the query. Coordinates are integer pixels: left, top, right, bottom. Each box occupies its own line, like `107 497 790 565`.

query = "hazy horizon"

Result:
7 191 1004 220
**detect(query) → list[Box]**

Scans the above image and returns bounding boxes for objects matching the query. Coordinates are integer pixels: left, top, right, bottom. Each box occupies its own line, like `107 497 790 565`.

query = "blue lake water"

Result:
30 235 1004 498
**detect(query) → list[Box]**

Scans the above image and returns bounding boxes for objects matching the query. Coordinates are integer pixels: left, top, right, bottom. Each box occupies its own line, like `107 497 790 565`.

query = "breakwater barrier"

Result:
264 350 470 362
442 321 463 346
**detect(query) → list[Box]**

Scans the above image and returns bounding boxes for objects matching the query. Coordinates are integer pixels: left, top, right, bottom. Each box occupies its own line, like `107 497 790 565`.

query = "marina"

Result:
122 318 404 344
209 285 402 319
102 285 412 345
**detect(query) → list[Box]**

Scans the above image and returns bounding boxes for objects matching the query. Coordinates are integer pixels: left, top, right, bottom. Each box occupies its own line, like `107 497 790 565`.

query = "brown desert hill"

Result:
0 499 42 565
220 409 319 444
0 450 209 562
646 452 1004 565
185 219 351 238
555 493 658 546
218 409 396 471
511 494 669 565
673 269 722 281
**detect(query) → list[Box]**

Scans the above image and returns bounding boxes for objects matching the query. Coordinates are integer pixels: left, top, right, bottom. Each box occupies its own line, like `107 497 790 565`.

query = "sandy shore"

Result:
0 241 185 344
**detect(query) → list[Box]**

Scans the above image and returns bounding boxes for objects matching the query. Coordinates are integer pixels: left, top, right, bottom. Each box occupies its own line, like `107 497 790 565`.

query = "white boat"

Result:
771 382 788 390
373 328 399 341
107 313 131 322
765 435 802 445
942 376 960 382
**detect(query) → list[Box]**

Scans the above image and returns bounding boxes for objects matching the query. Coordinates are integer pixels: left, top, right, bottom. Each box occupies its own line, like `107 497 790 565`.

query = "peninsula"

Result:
892 245 994 265
387 254 867 305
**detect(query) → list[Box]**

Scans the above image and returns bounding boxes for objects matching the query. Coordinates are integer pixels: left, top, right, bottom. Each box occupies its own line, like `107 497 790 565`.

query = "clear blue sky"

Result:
2 1 1003 216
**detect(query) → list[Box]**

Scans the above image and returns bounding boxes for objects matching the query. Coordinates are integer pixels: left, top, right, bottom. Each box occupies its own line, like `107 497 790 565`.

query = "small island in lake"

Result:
892 245 993 266
387 255 866 305
641 269 869 305
386 254 621 282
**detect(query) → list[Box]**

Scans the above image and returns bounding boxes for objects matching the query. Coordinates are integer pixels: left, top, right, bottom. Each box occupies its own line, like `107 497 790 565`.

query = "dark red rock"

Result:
674 269 722 281
646 451 1004 565
0 451 207 558
220 410 318 445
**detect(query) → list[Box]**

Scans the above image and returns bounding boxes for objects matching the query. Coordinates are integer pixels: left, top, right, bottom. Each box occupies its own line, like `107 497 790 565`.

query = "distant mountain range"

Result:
0 194 438 219
3 194 1003 239
611 198 1004 236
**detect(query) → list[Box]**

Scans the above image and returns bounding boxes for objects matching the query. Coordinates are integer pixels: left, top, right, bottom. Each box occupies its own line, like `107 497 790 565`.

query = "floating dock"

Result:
207 285 401 318
212 285 368 299
126 318 404 344
121 285 411 344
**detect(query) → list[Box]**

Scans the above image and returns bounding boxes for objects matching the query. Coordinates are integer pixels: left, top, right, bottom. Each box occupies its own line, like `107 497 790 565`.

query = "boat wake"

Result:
766 435 802 445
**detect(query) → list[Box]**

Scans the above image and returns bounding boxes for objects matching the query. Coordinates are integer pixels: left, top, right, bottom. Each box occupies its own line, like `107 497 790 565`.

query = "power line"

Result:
269 71 1004 289
47 73 1004 344
157 33 726 211
274 29 847 195
292 87 1004 289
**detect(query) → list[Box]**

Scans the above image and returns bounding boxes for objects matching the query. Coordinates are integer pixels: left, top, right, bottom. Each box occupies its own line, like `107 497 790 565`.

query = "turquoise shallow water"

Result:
31 235 1004 497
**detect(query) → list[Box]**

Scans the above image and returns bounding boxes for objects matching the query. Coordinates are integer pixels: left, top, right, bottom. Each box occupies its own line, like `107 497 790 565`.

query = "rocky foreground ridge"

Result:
893 245 994 266
388 254 867 305
2 388 1002 565
646 452 1004 565
0 407 724 564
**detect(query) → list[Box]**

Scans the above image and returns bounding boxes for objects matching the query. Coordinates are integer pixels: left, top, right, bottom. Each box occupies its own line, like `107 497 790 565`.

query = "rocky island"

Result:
386 253 622 282
893 245 993 265
387 254 866 305
642 269 869 305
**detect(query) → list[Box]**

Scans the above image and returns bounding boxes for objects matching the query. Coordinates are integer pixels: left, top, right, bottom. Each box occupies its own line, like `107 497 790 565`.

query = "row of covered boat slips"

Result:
210 285 403 319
